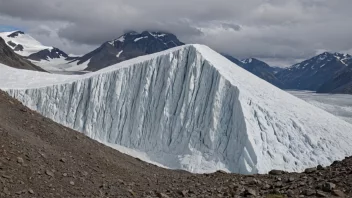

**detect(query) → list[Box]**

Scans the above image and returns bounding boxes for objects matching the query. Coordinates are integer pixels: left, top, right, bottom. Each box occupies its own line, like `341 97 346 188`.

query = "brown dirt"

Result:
0 90 351 198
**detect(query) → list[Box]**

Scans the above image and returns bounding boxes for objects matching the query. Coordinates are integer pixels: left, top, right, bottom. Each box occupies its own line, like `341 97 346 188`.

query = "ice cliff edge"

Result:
3 44 352 174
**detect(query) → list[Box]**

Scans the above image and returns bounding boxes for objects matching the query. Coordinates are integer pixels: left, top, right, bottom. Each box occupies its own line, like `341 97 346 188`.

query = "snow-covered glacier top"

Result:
1 44 352 174
0 31 52 57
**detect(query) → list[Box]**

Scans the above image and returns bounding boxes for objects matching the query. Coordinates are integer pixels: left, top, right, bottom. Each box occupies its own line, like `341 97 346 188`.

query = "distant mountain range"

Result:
0 30 184 73
223 55 283 87
72 31 184 71
1 30 352 94
276 52 352 91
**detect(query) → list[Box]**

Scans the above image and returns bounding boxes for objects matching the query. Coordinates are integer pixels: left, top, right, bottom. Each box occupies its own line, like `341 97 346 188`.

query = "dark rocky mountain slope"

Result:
276 52 351 91
0 37 45 71
317 65 352 94
223 55 283 87
74 31 184 71
27 47 68 61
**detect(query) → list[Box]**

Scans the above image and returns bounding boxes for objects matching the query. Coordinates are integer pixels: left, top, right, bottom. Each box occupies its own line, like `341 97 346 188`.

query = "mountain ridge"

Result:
72 31 185 71
0 37 45 71
223 55 283 87
276 52 352 91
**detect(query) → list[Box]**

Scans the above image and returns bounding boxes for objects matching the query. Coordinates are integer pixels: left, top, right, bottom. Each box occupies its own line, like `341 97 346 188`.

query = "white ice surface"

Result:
0 31 86 73
0 31 51 57
288 90 352 124
2 44 352 174
31 58 90 73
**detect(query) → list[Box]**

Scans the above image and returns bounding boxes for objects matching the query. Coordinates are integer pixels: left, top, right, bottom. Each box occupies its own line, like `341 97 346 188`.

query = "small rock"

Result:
28 189 34 194
269 170 284 175
2 175 12 179
286 190 294 197
303 189 315 196
69 181 75 186
15 190 24 195
317 165 325 170
17 157 24 164
59 158 66 163
316 190 327 197
157 192 170 198
275 181 283 187
45 170 54 177
63 173 68 177
263 184 271 190
304 168 316 174
322 182 336 192
288 177 295 182
178 190 188 197
244 188 256 196
332 190 345 197
128 189 136 196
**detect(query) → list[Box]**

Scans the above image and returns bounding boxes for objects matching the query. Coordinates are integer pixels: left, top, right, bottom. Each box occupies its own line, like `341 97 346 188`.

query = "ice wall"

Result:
5 45 352 174
7 46 257 173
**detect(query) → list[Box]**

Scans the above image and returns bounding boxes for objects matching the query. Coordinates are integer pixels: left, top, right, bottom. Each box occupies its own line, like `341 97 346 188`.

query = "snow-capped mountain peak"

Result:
277 51 352 91
76 30 185 71
0 30 48 57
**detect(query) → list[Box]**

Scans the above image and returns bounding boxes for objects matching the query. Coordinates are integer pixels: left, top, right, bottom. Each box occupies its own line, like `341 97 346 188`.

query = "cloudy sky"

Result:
0 0 351 66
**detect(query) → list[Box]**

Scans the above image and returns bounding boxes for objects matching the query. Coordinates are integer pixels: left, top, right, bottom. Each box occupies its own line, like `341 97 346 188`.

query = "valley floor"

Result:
288 90 352 124
0 90 351 198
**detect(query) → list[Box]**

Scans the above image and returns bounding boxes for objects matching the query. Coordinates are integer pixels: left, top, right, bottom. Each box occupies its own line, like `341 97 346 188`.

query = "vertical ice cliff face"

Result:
6 46 256 173
4 45 352 174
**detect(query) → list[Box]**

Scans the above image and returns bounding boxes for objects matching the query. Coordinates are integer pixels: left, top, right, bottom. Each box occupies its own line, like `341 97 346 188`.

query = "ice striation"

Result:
2 44 352 174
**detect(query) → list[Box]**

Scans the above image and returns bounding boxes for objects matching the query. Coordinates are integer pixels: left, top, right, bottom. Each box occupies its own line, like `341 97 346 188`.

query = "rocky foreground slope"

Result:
0 90 351 198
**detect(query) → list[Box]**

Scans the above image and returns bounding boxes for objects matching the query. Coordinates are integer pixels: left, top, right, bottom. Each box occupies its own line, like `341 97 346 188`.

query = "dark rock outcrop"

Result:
7 31 25 38
27 47 68 61
317 66 352 94
276 52 351 91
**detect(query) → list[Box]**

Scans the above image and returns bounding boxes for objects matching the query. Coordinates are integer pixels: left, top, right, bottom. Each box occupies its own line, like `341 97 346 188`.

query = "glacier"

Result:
1 44 352 174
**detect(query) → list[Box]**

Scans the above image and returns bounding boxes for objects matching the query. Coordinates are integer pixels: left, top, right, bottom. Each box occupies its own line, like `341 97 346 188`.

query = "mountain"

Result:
0 31 69 61
0 37 45 71
276 52 351 91
317 65 352 94
223 55 283 87
271 66 285 74
0 31 91 73
72 31 184 71
3 44 352 174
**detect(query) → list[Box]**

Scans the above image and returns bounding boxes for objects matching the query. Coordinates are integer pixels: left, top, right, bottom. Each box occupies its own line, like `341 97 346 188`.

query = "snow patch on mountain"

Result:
0 31 50 57
31 58 90 73
116 50 123 58
1 44 352 174
134 36 148 42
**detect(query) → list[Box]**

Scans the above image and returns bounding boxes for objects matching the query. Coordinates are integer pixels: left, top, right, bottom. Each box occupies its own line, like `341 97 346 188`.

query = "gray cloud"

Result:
0 0 352 66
